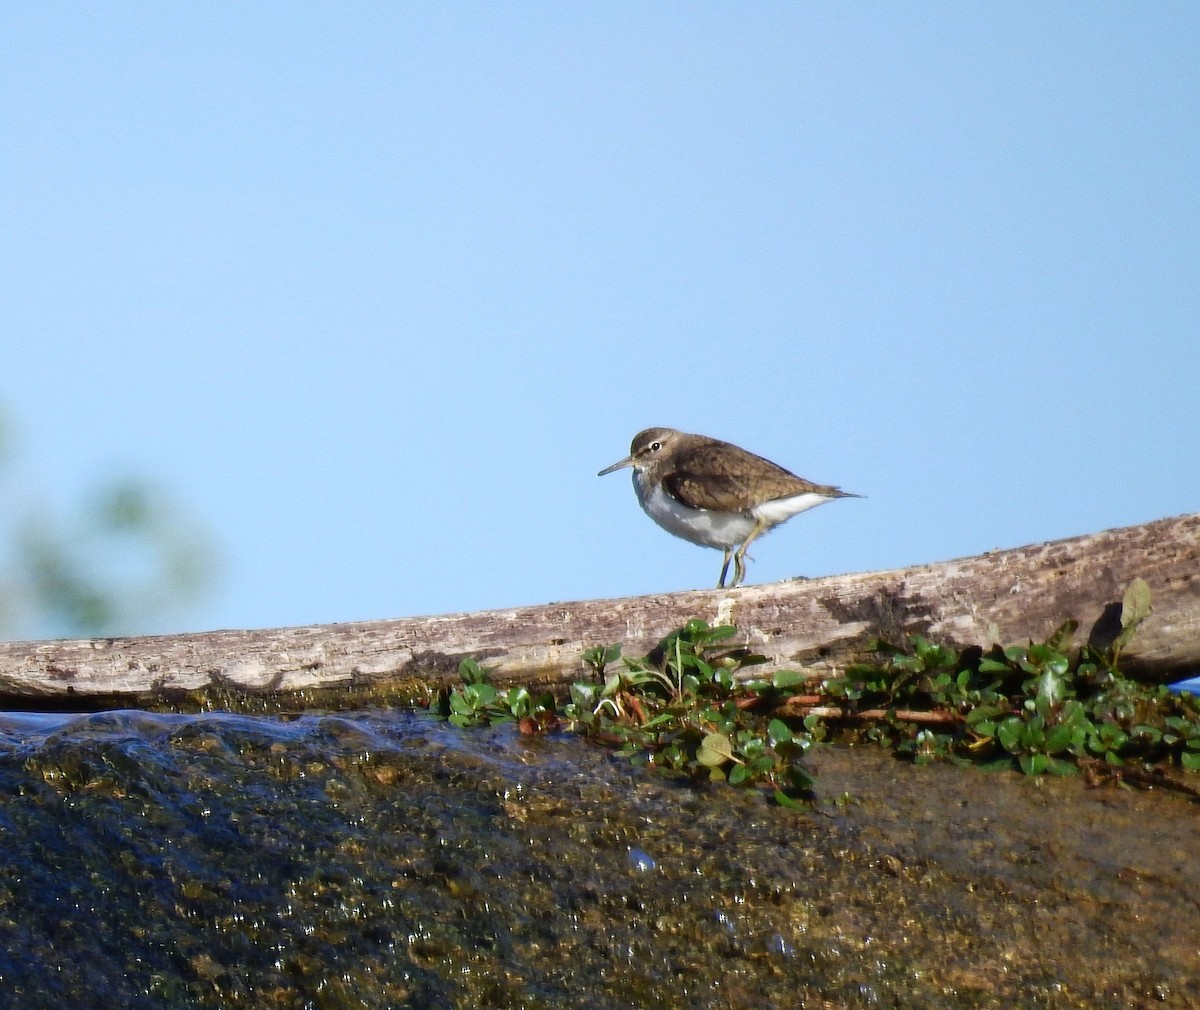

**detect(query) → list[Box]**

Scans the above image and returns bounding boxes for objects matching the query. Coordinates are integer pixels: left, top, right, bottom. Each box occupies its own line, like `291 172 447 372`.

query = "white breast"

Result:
634 476 755 550
633 474 836 551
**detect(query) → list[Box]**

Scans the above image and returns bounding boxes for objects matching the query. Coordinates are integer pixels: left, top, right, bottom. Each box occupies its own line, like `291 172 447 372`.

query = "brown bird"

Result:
599 427 859 588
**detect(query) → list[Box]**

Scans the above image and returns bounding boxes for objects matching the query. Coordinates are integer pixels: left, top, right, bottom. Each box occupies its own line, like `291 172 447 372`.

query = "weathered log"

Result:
0 512 1197 709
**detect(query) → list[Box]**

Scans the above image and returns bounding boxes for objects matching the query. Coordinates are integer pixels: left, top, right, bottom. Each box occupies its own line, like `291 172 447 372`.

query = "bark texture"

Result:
0 512 1197 708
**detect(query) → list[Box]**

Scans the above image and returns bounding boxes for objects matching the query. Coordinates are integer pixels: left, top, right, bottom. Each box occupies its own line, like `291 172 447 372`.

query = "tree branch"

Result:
0 512 1197 709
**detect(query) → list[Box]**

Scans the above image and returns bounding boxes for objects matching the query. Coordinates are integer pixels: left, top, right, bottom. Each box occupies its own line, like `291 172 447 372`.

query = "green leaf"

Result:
1019 753 1047 776
1044 620 1078 654
1023 714 1046 746
1093 721 1127 751
469 682 500 706
737 735 767 761
1132 724 1163 743
504 686 530 711
569 682 599 709
1035 669 1066 708
696 732 734 767
1121 577 1152 630
1043 723 1076 754
767 719 793 745
996 716 1025 753
771 669 809 690
458 658 488 684
773 789 805 809
1045 756 1079 776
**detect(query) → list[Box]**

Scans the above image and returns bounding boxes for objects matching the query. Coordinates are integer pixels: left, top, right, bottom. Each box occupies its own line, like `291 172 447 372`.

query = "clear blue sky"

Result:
3 4 1198 636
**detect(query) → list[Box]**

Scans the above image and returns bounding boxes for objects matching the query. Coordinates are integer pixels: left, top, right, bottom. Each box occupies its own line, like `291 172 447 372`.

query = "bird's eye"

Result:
650 441 661 452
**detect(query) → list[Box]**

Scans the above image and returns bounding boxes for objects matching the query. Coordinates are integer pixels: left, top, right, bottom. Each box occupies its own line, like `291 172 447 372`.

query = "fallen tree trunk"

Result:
0 512 1197 709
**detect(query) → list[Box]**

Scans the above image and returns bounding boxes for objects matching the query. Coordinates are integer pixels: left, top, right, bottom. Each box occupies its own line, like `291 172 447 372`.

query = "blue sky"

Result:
3 4 1198 637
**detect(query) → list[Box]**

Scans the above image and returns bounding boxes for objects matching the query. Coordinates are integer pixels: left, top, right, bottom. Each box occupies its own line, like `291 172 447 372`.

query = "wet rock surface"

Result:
0 709 1195 1009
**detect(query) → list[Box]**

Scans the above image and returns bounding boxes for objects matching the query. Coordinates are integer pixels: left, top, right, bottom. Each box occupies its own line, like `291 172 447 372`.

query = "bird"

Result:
598 427 859 588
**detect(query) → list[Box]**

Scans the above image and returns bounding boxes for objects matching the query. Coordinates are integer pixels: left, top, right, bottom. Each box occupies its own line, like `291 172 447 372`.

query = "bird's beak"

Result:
598 454 635 477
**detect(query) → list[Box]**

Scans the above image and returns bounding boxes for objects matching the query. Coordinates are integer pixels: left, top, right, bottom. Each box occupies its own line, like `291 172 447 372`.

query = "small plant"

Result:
440 577 1196 800
445 620 816 804
442 659 558 732
568 619 816 805
812 578 1200 783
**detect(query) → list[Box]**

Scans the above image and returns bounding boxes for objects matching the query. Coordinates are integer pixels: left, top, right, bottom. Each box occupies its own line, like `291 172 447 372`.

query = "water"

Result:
0 708 1197 1009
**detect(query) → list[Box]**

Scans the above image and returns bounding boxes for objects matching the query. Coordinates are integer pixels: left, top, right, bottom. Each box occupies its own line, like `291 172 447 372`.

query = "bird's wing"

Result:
662 469 751 512
668 443 847 509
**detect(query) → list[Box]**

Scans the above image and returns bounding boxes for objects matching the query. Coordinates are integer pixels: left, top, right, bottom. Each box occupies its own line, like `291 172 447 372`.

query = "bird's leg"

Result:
731 520 769 588
717 548 733 588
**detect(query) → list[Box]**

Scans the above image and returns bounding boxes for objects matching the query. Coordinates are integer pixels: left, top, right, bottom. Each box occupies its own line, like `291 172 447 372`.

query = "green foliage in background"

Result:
0 408 216 638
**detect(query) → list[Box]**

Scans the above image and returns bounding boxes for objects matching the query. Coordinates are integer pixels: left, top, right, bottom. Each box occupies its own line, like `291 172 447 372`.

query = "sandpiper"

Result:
599 427 859 588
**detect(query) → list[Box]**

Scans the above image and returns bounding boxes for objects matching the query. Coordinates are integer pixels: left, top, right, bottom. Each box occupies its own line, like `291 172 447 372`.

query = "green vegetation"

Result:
441 619 816 805
822 578 1200 779
573 620 816 806
444 657 558 730
441 578 1200 801
0 407 215 638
